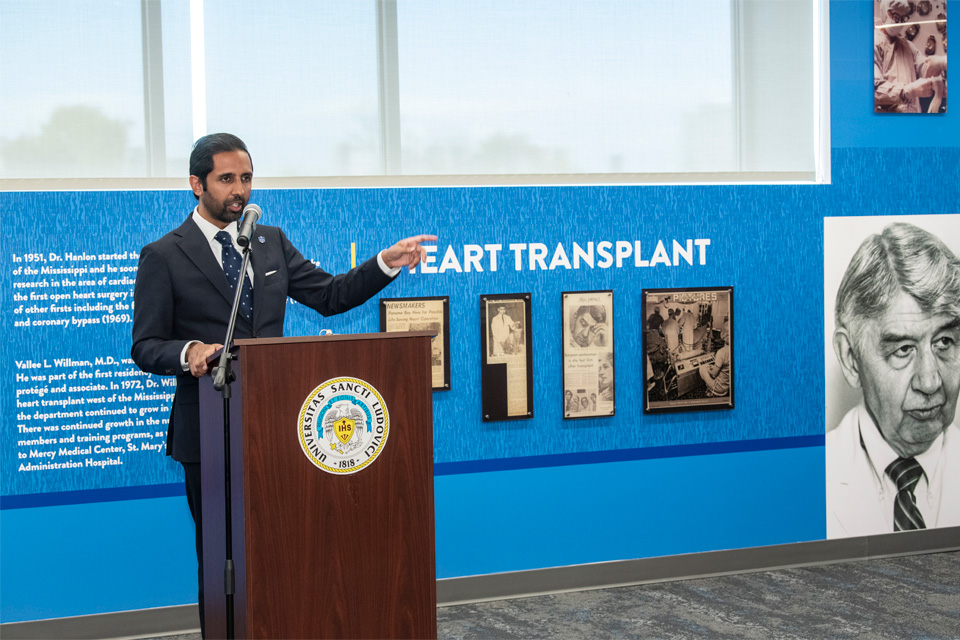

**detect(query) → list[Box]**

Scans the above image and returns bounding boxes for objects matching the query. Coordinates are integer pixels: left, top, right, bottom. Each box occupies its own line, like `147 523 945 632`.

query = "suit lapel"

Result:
173 215 235 306
250 237 263 329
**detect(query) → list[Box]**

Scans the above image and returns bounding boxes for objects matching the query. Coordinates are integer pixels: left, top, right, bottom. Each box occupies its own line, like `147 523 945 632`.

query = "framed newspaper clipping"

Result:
480 293 533 422
562 290 614 418
642 286 734 414
379 296 450 390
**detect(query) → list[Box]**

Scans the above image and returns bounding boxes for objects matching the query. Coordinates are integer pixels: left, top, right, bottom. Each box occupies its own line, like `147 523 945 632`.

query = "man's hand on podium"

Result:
187 341 223 377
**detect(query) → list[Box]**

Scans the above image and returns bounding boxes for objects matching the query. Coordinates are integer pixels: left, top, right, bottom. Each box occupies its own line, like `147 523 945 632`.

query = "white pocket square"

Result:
265 270 277 277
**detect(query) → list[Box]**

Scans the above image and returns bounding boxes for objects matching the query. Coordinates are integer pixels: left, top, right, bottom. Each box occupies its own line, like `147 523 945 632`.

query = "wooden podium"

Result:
199 332 436 639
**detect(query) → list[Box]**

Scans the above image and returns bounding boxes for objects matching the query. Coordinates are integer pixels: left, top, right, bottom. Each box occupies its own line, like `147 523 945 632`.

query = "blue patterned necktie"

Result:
214 230 253 323
886 457 926 531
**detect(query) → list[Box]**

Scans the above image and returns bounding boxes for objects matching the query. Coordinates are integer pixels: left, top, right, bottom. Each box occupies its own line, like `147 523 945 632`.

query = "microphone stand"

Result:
211 241 253 640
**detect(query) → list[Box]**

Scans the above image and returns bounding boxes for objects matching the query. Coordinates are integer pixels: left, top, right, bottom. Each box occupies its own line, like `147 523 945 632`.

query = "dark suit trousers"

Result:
182 461 205 637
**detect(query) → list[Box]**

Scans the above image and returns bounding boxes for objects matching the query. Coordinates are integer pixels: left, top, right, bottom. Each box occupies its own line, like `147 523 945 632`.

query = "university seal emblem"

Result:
297 377 389 475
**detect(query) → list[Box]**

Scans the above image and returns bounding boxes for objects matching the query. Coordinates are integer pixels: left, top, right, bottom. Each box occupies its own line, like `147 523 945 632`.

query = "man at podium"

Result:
130 132 434 635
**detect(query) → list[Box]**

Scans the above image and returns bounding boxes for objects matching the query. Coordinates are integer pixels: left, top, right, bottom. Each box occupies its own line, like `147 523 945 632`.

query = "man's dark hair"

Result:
572 304 606 325
189 133 252 199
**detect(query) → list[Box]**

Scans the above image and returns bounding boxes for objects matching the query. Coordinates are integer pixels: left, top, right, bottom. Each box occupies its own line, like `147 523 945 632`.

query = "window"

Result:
0 0 825 185
396 1 738 175
0 0 149 178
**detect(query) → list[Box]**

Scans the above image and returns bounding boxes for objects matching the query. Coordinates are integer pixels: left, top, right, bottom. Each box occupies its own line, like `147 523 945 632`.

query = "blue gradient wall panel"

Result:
435 444 825 579
0 497 196 621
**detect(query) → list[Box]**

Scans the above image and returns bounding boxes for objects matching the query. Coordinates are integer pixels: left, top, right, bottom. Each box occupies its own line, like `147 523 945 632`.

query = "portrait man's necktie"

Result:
214 230 253 323
885 457 926 531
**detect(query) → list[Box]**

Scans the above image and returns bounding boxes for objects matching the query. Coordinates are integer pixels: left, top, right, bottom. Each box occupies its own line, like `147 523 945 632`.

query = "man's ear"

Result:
188 175 203 198
833 327 862 389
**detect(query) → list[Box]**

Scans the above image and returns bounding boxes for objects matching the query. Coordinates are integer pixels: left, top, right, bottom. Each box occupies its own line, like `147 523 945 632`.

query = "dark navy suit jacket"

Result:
131 214 395 462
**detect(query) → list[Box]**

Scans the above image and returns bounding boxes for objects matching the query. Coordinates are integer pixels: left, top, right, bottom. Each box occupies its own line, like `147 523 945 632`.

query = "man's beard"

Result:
205 193 246 225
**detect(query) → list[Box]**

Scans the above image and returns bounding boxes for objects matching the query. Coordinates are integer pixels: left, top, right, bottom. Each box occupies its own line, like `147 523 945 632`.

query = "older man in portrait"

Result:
827 221 960 538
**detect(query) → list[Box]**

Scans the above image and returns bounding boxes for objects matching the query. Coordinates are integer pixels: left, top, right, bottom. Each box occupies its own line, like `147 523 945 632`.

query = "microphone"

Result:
236 204 262 247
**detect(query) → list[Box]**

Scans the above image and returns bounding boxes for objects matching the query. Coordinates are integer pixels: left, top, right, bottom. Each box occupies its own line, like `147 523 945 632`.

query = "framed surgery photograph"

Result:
562 290 614 419
642 287 734 414
380 296 450 390
480 294 533 422
874 0 947 113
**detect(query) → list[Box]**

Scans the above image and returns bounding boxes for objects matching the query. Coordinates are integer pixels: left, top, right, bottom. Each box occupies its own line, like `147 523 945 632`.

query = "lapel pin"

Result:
258 236 265 244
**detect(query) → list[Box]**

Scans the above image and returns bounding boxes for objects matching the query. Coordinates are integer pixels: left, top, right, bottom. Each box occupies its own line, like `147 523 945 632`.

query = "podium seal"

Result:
297 377 390 475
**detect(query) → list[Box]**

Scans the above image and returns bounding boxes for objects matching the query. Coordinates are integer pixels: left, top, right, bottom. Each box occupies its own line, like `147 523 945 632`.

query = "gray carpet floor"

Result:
149 551 960 639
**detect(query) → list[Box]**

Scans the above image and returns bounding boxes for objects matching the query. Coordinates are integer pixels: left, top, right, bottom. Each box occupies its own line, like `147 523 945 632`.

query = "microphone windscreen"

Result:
242 203 262 223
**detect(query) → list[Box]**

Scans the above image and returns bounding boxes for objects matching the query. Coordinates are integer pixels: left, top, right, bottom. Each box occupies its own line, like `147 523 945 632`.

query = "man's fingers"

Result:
407 245 427 270
188 342 223 377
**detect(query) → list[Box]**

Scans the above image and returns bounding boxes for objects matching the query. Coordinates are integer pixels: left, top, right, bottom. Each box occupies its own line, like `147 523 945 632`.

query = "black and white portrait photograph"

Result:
825 215 960 539
642 287 733 414
562 291 614 418
481 294 533 421
567 301 610 349
487 300 526 358
875 0 947 113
